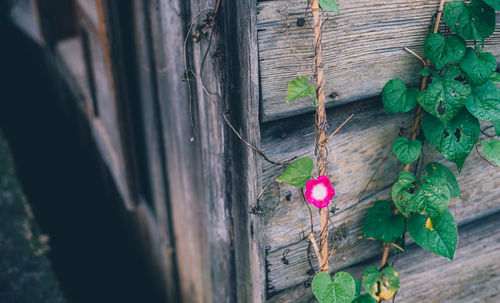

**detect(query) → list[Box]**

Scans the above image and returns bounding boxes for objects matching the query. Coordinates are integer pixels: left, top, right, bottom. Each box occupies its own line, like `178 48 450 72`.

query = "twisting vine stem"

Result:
311 0 330 273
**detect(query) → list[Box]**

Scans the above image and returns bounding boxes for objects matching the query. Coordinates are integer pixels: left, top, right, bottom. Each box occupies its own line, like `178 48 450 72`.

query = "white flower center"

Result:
312 184 327 200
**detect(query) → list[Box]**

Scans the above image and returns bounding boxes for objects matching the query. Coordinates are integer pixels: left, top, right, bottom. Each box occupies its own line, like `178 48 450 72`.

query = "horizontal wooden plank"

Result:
257 0 500 122
267 210 500 302
259 98 500 295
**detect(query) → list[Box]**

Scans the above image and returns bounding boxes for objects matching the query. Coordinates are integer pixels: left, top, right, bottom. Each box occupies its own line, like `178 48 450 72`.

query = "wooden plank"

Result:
257 0 500 122
260 98 500 295
224 0 266 301
131 0 180 300
9 0 44 44
267 210 500 302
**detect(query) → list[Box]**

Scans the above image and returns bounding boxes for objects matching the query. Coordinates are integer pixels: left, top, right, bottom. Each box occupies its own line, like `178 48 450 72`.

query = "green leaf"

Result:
382 78 418 114
495 121 500 135
482 138 500 165
417 76 470 125
423 109 480 171
424 34 466 69
466 81 500 122
319 0 339 13
392 137 422 165
483 0 500 11
354 279 361 297
426 162 461 198
460 48 497 86
443 0 496 41
408 174 451 220
442 65 464 80
362 266 400 301
419 68 437 77
391 171 418 217
408 210 458 260
352 294 377 303
276 157 313 187
312 272 356 303
286 76 316 103
363 201 405 243
490 72 500 83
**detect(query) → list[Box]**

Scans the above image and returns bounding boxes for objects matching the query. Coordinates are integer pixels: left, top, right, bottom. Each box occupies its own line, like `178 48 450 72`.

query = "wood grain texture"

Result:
257 0 500 122
260 98 500 296
224 0 267 301
267 210 500 303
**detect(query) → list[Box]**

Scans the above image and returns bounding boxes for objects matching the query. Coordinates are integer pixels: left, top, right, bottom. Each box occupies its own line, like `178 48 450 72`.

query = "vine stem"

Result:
311 0 330 273
379 0 446 274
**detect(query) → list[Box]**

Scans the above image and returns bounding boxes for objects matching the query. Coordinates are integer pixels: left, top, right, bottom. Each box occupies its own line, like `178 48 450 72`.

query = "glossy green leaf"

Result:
382 78 418 114
286 76 316 103
352 294 377 303
276 157 313 187
408 210 458 260
443 0 496 41
426 162 461 198
460 48 497 86
319 0 339 13
362 266 400 301
392 137 422 165
483 0 500 11
312 272 356 303
419 68 437 77
482 138 500 165
409 174 451 220
391 171 418 217
495 121 500 135
424 34 466 69
466 81 500 122
490 72 500 83
423 109 480 171
417 76 470 125
363 201 405 243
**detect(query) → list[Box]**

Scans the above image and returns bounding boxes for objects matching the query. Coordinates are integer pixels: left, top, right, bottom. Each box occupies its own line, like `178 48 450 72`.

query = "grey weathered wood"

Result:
9 0 44 44
267 210 500 302
260 98 500 295
131 0 180 300
224 0 266 302
257 0 500 122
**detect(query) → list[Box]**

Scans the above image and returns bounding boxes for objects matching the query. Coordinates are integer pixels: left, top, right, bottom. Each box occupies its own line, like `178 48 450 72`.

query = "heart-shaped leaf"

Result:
424 34 466 69
312 272 356 303
276 157 313 187
423 109 480 171
483 0 500 11
382 78 418 114
426 162 461 198
443 0 496 41
352 294 377 303
319 0 339 13
363 201 405 243
392 137 422 165
460 48 497 86
482 138 500 165
391 171 418 217
494 121 500 136
408 174 451 221
286 76 316 103
466 81 500 122
362 266 400 301
408 210 458 260
417 76 470 125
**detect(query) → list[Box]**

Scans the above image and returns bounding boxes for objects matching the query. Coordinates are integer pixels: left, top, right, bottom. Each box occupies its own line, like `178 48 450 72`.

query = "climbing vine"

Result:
276 0 500 302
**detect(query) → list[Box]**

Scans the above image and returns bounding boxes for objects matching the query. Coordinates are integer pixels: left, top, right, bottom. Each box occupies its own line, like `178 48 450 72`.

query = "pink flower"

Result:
305 176 335 208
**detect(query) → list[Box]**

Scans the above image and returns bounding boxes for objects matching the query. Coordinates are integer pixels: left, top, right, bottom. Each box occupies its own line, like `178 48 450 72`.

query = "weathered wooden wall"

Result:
257 0 500 302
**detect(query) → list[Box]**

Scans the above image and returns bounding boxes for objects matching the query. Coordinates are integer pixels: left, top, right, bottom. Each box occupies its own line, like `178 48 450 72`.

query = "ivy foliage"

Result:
319 0 339 13
360 266 400 301
372 0 500 265
276 157 313 187
286 76 317 104
363 201 405 243
312 272 356 303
